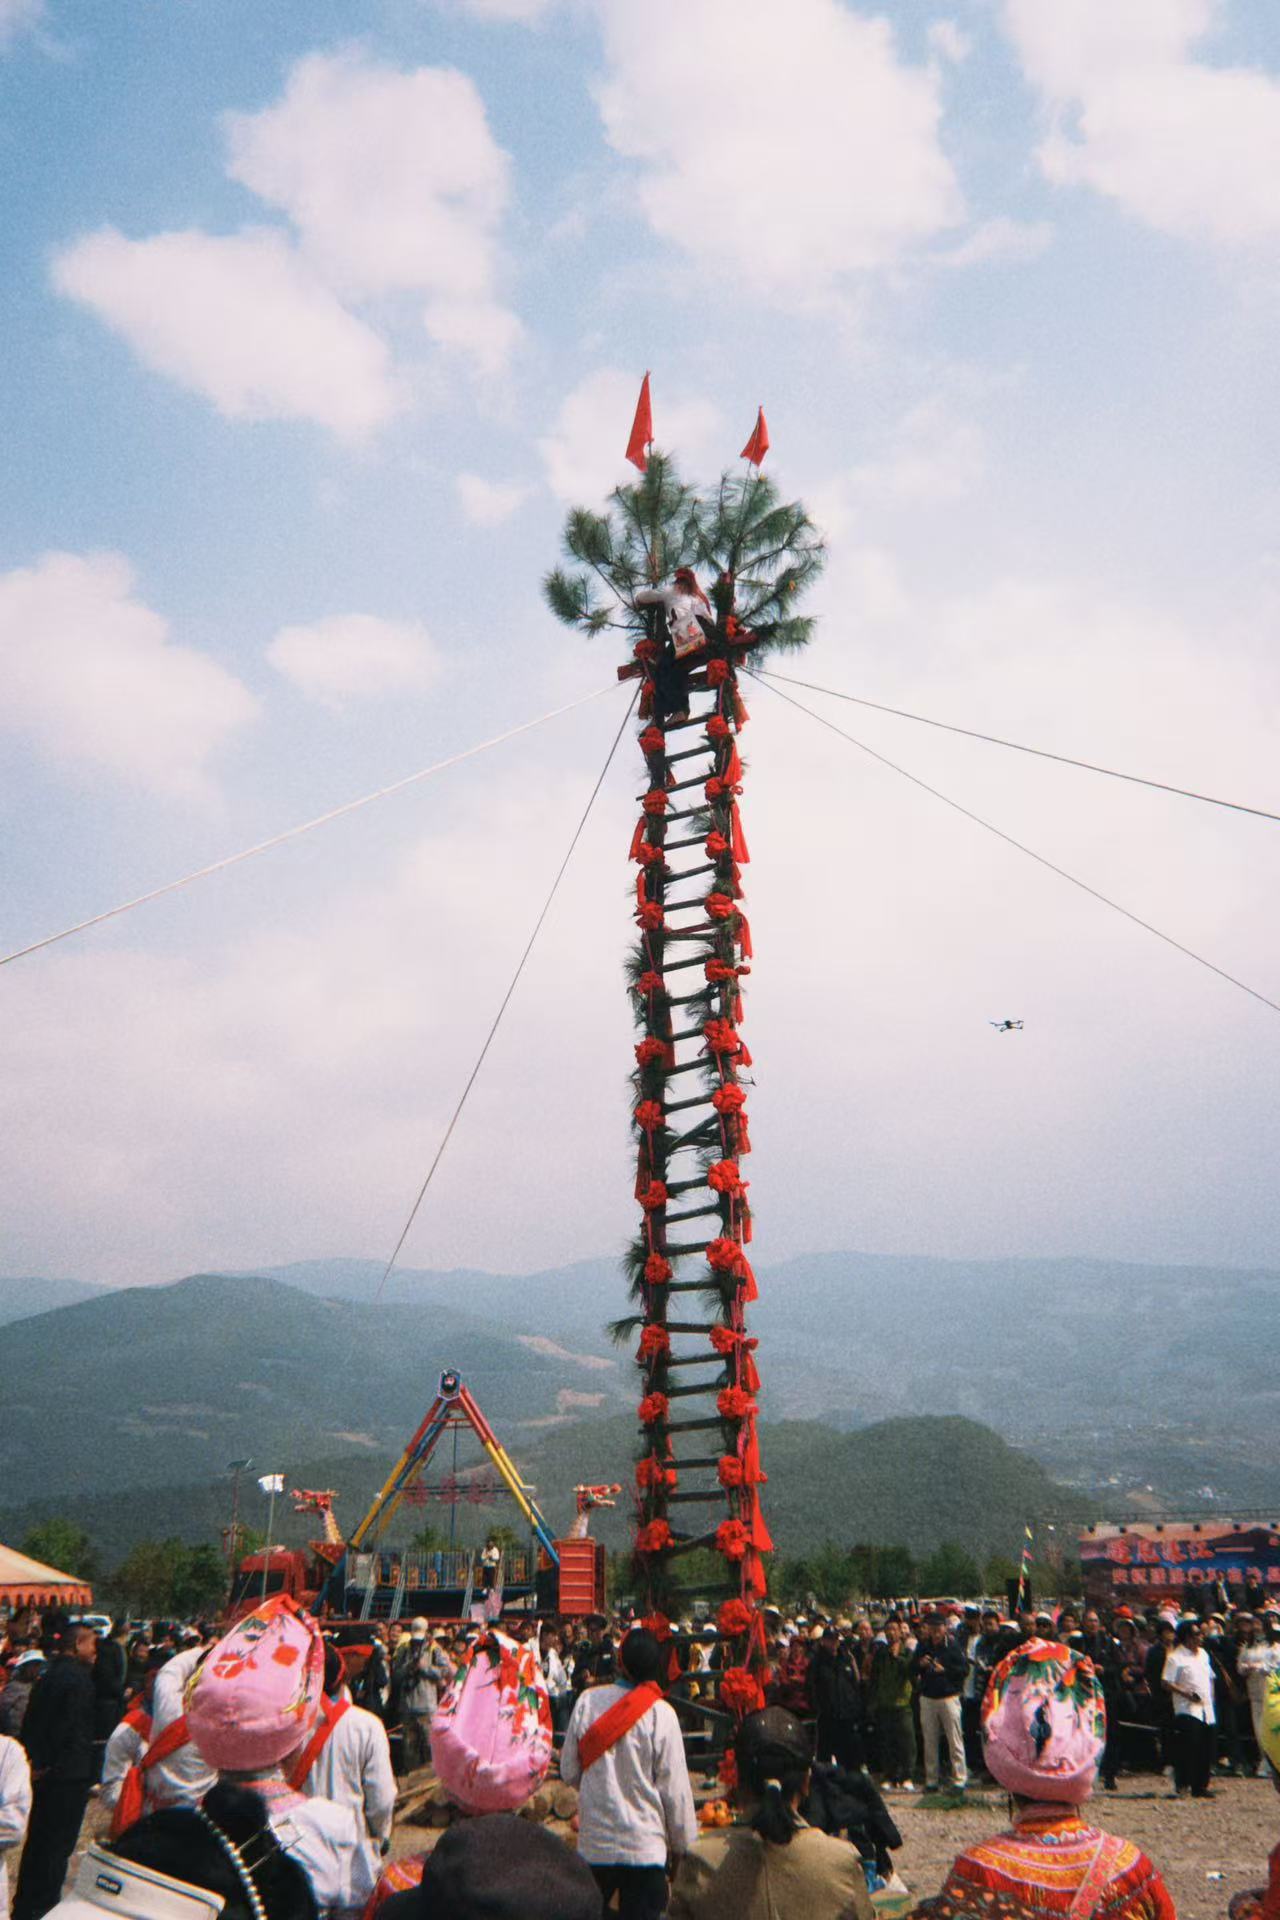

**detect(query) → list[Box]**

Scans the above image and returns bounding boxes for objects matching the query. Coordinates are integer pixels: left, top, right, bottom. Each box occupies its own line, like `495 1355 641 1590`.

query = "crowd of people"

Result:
0 1588 1272 1920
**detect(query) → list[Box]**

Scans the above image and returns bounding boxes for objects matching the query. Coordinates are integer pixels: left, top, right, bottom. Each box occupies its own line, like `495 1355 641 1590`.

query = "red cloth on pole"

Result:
740 407 770 466
626 373 654 472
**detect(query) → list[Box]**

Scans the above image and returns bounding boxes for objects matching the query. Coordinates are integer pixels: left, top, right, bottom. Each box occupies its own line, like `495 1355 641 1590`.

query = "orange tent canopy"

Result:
0 1543 92 1610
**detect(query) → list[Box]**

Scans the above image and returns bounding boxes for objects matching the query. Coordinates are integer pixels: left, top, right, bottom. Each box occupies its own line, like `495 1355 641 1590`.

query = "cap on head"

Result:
1260 1672 1280 1775
186 1596 323 1773
982 1639 1105 1805
410 1617 429 1637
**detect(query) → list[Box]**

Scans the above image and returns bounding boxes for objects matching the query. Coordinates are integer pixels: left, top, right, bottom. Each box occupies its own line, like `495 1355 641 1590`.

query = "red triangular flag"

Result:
625 372 654 472
740 406 769 466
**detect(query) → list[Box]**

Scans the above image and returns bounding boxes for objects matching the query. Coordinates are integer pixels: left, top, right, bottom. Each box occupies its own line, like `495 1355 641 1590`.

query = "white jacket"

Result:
147 1646 216 1810
295 1695 395 1848
635 585 711 659
0 1735 32 1920
561 1683 698 1868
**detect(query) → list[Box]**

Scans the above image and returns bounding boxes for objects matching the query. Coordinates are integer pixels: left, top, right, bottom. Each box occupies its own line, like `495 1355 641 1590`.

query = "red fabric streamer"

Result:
717 1386 757 1421
642 789 668 816
626 373 654 472
635 970 664 996
719 1666 765 1715
635 1519 673 1553
634 1100 664 1132
725 744 744 787
637 1392 669 1425
629 818 648 863
736 914 753 960
638 725 665 755
730 804 750 864
644 1253 673 1285
716 1519 750 1561
636 900 664 931
638 1180 667 1211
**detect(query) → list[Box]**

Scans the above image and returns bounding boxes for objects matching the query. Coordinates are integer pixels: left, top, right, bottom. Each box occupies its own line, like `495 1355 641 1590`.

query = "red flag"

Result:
740 406 769 466
625 372 653 472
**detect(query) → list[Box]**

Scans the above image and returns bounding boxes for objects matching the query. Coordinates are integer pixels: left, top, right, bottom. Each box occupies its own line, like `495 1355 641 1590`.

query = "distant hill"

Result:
0 1410 1090 1570
0 1272 626 1506
0 1278 104 1326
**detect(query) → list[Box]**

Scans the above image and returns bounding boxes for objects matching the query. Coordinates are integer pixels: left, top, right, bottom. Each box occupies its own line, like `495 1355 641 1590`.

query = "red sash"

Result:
578 1683 663 1772
288 1696 350 1791
110 1711 188 1840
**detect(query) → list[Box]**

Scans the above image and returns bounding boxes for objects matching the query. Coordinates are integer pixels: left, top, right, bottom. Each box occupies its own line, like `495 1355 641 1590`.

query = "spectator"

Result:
0 1658 45 1741
915 1639 1174 1920
959 1610 987 1777
1110 1612 1153 1779
1236 1615 1280 1778
912 1614 967 1793
1226 1670 1280 1920
378 1815 601 1920
1162 1618 1216 1799
392 1620 452 1776
561 1627 697 1920
289 1643 395 1875
1144 1619 1178 1775
95 1781 320 1920
810 1630 864 1772
0 1725 30 1920
13 1619 98 1920
865 1619 916 1790
92 1622 128 1780
669 1707 872 1920
541 1627 573 1736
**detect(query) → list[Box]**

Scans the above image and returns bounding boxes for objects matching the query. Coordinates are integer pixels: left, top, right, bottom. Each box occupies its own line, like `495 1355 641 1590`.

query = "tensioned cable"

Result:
374 685 640 1300
755 668 1280 826
0 684 619 970
747 669 1280 1020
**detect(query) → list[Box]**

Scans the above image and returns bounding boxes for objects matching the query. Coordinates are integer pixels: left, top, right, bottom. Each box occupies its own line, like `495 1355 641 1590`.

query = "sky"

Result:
3 0 1280 1287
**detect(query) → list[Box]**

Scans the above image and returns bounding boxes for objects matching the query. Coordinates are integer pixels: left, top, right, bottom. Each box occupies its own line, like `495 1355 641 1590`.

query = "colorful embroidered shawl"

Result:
916 1810 1176 1920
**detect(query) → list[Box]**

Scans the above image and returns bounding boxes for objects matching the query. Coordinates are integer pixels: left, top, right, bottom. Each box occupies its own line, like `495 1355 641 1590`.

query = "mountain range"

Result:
0 1249 1275 1571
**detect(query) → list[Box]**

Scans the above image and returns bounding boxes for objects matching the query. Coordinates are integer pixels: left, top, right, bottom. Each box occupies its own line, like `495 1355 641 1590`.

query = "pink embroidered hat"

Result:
186 1595 323 1772
981 1638 1105 1804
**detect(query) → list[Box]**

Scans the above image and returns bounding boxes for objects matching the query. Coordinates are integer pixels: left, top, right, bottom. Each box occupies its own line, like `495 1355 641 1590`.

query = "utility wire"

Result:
375 686 640 1300
748 669 1280 1020
0 684 620 970
755 668 1280 827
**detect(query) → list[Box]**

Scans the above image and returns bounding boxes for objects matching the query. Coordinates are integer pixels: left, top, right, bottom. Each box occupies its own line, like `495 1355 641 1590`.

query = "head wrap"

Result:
1259 1671 1280 1775
186 1596 323 1773
981 1638 1104 1804
429 1629 552 1814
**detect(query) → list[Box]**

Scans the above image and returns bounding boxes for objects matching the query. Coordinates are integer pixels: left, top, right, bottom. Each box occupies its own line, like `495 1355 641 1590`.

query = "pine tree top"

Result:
544 450 825 657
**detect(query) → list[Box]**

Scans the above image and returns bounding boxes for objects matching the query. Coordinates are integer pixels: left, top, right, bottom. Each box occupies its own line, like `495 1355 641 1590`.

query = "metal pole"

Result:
261 1483 277 1601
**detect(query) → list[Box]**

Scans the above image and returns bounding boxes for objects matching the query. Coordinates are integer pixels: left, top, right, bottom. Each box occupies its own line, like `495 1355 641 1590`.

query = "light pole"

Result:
226 1458 252 1597
258 1472 283 1601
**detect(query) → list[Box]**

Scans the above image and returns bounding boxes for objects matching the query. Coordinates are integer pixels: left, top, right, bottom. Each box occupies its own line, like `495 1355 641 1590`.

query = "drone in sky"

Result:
989 1019 1024 1033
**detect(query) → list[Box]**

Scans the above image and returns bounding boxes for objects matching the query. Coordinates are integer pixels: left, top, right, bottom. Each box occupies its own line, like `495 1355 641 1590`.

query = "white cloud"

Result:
939 216 1053 268
593 0 961 299
927 18 971 65
52 226 399 437
1004 0 1280 247
823 399 987 514
539 367 722 503
224 50 520 373
456 472 529 526
0 0 40 48
266 613 439 709
0 551 257 797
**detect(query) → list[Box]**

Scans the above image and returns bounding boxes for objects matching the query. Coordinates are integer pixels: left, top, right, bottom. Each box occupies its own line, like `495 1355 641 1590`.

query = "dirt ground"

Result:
66 1770 1278 1916
885 1776 1276 1919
